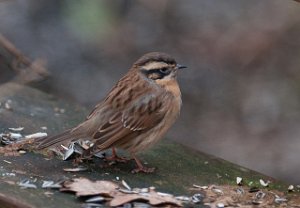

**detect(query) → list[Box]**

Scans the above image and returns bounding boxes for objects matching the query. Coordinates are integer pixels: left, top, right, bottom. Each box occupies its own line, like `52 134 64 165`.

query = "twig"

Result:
0 33 49 84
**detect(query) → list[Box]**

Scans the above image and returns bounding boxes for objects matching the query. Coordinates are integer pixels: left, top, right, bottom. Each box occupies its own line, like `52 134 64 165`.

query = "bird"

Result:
34 52 186 173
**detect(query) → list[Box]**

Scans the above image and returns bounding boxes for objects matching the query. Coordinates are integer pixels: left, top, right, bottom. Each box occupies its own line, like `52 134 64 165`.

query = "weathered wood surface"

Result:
0 83 290 207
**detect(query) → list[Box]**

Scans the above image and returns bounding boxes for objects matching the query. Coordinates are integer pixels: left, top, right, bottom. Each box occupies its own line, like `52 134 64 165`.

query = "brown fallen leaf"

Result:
60 178 182 207
110 189 182 207
61 178 118 197
109 192 148 207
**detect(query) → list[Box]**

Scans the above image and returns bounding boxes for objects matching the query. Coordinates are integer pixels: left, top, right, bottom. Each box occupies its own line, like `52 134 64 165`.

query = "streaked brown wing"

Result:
91 93 170 150
122 94 164 131
86 102 104 120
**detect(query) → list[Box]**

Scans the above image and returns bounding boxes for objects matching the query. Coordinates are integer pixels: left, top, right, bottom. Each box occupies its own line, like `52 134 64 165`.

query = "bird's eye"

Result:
159 67 169 74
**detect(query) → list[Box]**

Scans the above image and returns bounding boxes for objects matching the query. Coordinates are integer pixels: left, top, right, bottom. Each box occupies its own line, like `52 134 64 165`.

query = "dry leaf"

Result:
60 178 182 207
110 189 182 207
149 191 182 206
61 178 118 197
109 192 147 207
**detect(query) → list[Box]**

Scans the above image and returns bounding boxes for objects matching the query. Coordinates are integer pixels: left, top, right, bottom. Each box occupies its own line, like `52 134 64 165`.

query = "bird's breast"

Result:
127 92 181 153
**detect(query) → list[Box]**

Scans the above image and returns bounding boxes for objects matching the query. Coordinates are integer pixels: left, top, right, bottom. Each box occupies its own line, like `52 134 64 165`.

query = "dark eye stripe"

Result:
141 68 171 80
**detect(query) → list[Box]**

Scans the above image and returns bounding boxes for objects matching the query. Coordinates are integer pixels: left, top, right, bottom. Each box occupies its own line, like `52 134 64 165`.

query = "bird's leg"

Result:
105 147 130 163
73 148 93 165
131 154 155 173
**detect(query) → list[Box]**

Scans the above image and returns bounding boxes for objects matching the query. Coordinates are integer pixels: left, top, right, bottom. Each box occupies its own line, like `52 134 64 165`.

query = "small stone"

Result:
236 187 244 194
252 200 262 205
18 150 26 154
274 197 287 204
175 196 190 201
122 180 131 190
255 191 265 200
259 179 269 187
4 100 12 110
236 177 243 185
85 196 105 203
212 187 224 195
288 185 294 192
8 127 24 131
217 203 225 208
192 193 204 203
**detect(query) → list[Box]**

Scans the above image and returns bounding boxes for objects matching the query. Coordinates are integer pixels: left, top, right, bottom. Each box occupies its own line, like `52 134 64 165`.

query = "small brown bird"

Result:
35 52 186 173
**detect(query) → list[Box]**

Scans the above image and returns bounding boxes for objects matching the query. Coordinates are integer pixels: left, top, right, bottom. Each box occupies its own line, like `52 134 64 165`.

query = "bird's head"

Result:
133 52 186 84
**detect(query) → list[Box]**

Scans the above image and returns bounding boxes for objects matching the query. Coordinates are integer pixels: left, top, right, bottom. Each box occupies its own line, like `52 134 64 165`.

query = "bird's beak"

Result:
176 64 187 69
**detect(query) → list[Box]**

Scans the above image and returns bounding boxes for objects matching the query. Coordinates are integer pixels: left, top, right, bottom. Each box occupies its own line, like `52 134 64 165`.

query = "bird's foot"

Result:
72 157 83 165
73 154 93 165
131 154 155 173
105 155 130 163
104 147 131 163
131 166 155 174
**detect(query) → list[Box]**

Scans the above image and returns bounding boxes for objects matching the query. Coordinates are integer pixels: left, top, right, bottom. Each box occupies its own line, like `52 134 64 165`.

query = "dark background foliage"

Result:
1 0 300 183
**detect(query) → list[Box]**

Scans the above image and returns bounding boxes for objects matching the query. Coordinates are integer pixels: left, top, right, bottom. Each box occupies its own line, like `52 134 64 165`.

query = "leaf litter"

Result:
190 183 300 207
0 127 47 156
1 129 300 207
61 178 118 197
63 166 88 172
18 179 38 189
60 177 183 207
0 127 104 163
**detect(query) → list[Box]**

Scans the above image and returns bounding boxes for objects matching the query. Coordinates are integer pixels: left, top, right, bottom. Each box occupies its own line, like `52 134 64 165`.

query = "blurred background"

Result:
1 0 300 184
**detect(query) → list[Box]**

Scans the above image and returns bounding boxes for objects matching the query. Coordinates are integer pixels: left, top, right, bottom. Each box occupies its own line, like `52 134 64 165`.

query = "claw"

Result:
131 166 155 174
72 155 93 165
131 153 155 174
105 147 130 163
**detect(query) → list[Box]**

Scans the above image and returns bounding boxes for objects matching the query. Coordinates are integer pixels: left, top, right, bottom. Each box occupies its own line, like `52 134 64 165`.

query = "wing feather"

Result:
91 92 170 151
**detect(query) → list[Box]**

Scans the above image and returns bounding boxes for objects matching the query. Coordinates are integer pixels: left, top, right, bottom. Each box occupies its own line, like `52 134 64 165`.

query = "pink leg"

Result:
131 154 155 173
105 147 130 163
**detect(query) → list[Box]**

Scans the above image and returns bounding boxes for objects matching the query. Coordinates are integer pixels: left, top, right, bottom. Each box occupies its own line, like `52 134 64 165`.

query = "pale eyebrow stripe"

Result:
142 62 169 70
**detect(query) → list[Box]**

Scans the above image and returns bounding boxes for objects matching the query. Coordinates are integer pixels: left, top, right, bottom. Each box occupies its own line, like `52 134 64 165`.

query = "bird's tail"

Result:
34 129 78 150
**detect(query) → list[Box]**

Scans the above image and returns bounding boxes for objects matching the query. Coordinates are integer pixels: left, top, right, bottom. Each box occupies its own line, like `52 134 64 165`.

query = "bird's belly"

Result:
119 102 181 153
127 125 167 153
